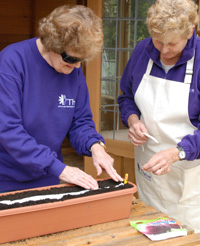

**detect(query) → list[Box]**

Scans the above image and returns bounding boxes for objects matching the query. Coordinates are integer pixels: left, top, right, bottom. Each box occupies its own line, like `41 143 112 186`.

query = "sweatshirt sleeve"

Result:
68 69 104 156
0 73 66 178
178 69 200 161
118 51 141 128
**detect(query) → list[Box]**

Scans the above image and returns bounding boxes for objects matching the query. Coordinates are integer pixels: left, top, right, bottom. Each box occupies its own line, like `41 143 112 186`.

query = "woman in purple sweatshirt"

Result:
118 0 200 232
0 5 122 193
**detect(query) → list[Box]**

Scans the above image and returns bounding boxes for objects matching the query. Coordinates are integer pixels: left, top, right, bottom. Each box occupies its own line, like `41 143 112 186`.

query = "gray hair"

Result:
146 0 199 39
38 5 103 61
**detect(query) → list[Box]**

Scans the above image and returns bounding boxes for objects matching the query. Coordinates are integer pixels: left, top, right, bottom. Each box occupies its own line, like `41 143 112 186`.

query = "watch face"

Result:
179 151 186 159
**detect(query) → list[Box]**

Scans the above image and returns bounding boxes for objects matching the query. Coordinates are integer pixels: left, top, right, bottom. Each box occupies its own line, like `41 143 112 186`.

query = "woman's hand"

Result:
128 114 148 146
59 165 99 190
91 143 123 182
142 147 180 175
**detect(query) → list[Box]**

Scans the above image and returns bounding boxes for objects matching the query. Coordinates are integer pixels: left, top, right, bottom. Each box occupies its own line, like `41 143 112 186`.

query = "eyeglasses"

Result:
60 51 83 64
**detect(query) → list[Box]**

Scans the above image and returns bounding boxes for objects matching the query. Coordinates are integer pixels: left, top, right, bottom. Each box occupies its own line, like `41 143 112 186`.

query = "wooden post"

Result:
84 0 103 175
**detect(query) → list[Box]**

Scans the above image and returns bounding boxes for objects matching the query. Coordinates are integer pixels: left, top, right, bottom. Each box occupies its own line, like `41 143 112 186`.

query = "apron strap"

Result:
146 53 195 85
184 54 195 84
146 59 154 75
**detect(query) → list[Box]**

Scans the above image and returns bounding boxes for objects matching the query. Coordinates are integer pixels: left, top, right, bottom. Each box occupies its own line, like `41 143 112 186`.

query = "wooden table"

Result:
2 198 200 246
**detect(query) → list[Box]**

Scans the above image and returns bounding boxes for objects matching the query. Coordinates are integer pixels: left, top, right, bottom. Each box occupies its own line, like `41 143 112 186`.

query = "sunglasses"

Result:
60 51 83 64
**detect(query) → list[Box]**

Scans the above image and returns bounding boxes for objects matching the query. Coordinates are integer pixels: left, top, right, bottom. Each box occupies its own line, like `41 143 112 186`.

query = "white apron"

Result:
134 55 200 232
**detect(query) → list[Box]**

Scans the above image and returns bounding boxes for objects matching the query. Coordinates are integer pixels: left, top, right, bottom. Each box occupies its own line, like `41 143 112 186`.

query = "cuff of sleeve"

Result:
48 159 66 177
86 138 101 151
125 111 140 128
177 142 189 160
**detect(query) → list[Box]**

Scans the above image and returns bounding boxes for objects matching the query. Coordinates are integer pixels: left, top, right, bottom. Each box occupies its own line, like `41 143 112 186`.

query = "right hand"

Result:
90 143 123 182
127 114 148 146
59 165 99 190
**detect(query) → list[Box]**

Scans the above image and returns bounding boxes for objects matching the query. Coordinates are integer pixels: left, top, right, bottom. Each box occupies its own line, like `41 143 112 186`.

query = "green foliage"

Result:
103 0 155 50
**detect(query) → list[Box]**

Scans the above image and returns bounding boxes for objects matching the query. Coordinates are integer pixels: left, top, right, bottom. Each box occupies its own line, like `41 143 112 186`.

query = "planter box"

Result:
0 179 137 244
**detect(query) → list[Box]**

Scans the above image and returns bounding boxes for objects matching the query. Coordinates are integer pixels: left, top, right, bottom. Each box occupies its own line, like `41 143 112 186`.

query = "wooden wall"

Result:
0 0 86 51
0 0 32 50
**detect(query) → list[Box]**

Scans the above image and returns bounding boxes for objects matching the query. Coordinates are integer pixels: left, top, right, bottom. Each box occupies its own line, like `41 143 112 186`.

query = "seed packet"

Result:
130 217 187 241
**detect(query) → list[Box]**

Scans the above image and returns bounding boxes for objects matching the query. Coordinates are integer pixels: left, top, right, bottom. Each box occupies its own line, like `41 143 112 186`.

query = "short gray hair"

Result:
38 5 103 61
146 0 199 39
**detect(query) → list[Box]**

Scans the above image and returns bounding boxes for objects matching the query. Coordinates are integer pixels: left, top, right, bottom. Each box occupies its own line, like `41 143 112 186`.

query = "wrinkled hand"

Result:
142 147 179 175
128 114 148 146
59 165 99 190
91 144 123 182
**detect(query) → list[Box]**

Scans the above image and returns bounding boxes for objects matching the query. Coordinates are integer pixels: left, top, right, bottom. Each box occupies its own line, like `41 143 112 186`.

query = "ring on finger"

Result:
160 168 163 175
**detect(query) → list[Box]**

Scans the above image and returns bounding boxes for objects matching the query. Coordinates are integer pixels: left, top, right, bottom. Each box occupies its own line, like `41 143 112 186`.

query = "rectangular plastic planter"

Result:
0 180 137 244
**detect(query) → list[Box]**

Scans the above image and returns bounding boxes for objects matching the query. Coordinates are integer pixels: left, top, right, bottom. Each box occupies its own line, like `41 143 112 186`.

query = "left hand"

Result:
128 114 148 147
91 143 123 182
142 147 180 175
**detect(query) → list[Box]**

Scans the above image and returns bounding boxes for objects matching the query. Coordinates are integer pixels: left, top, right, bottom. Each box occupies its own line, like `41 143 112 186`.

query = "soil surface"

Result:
0 179 133 210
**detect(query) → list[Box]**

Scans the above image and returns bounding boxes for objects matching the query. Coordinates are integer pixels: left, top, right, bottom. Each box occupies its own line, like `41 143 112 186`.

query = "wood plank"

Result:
0 17 31 35
111 154 122 174
95 234 200 246
0 34 31 43
105 139 135 159
85 0 102 131
0 0 31 17
60 226 139 246
122 157 135 184
84 156 97 177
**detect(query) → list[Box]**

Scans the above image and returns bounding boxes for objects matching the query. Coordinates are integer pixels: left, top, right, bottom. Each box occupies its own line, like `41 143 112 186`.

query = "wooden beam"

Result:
105 139 135 159
85 0 102 131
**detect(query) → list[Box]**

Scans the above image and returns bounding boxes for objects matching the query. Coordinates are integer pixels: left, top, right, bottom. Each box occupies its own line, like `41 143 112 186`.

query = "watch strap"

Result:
177 145 184 152
176 145 186 160
89 141 106 152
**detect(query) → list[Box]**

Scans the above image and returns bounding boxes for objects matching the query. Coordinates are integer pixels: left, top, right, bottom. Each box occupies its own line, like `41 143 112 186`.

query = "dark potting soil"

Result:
0 179 134 210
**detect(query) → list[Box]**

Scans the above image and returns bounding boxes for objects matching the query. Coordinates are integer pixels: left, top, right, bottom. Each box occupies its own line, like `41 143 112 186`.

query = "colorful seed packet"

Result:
130 217 187 241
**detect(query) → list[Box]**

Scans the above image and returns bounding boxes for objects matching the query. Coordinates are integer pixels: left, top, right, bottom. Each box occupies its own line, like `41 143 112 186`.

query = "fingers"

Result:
129 136 146 146
142 148 178 176
142 158 170 176
96 164 102 176
128 131 147 146
95 160 123 182
59 166 99 190
79 174 99 190
105 164 123 182
128 120 148 146
92 147 123 182
103 156 123 182
143 165 166 176
153 167 165 175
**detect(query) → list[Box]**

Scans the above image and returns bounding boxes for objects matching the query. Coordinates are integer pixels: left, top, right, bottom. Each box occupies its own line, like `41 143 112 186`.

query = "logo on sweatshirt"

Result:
58 94 76 108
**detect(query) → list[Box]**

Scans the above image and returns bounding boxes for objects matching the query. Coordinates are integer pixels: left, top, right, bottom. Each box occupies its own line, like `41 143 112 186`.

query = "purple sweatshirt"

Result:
118 31 200 161
0 38 104 191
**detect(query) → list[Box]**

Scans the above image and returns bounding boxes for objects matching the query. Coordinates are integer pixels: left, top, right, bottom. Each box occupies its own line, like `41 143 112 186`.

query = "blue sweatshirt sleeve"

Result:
118 59 140 127
178 70 200 161
68 69 104 156
0 73 66 179
118 47 143 128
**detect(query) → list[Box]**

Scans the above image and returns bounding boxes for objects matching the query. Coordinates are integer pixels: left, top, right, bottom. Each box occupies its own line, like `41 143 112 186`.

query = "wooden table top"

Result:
2 198 200 246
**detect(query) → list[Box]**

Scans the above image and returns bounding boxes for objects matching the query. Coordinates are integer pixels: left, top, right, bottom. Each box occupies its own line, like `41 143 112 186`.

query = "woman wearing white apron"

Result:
118 0 200 232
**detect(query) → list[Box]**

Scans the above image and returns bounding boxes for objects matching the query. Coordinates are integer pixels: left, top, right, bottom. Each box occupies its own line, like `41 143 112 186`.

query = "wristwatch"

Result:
99 140 106 149
176 145 186 160
89 140 106 151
